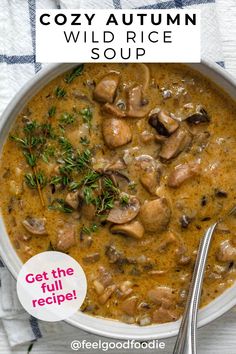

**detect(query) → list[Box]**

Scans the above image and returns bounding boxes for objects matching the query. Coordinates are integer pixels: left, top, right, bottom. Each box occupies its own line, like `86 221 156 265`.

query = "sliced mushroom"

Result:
121 296 138 316
147 286 174 308
56 224 76 252
98 284 116 304
168 162 201 188
140 198 171 233
72 90 93 104
105 244 124 264
110 220 144 239
93 72 120 103
186 108 210 125
102 118 132 149
216 240 236 262
159 126 192 160
65 190 80 210
83 253 100 264
152 307 178 324
102 102 126 118
97 266 113 287
119 280 133 297
104 159 126 172
107 196 140 224
135 155 162 195
122 63 150 91
22 217 47 235
127 85 150 118
148 109 179 136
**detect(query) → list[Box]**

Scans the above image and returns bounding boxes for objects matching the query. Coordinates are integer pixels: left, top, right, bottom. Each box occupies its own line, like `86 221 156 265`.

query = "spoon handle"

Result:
173 223 218 354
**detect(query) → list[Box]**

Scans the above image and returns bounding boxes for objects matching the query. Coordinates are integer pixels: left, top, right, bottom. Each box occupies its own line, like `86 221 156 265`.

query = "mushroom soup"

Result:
1 63 236 326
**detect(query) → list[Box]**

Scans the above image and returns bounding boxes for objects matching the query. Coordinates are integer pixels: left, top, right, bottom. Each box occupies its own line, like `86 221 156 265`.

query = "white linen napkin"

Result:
0 0 224 349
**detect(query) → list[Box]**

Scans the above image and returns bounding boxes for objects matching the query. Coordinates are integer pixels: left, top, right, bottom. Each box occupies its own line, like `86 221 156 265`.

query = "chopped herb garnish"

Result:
80 136 90 146
59 149 92 175
48 198 73 213
96 190 115 214
82 223 99 235
25 171 47 189
104 177 119 195
59 112 75 126
23 120 38 134
80 106 93 128
41 123 56 139
58 136 73 155
120 194 129 206
81 170 100 186
23 152 37 167
50 175 70 187
65 64 84 84
68 181 81 191
48 105 56 117
55 86 67 99
41 146 55 163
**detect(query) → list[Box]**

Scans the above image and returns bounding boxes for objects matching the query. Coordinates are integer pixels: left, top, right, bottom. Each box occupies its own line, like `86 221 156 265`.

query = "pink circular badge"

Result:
16 251 87 322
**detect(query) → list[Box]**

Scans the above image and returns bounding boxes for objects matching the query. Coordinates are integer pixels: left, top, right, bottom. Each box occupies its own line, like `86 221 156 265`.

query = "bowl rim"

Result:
0 60 236 340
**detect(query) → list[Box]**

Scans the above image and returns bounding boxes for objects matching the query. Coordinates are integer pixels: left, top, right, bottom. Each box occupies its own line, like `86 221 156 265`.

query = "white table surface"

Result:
1 1 236 353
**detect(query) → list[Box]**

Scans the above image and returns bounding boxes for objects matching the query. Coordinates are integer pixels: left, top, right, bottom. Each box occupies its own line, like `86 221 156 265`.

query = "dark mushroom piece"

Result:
22 217 47 236
186 108 210 125
148 109 179 136
107 196 140 224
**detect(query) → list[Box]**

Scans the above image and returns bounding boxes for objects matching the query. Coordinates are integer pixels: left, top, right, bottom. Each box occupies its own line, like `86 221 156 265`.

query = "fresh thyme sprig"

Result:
41 146 55 163
59 149 92 175
11 121 50 206
58 136 73 156
25 171 47 189
48 198 73 213
64 64 84 84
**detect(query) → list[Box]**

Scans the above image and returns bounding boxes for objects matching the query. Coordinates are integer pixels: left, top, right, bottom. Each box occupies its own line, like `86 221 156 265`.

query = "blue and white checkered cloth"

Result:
0 0 223 349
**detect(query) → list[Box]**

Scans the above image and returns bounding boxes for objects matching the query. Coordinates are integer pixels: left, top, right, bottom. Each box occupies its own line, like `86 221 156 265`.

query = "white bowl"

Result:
0 61 235 340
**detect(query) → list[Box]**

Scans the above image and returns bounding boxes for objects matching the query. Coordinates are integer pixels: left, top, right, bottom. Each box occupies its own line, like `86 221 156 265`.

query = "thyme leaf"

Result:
65 64 84 84
55 86 67 99
48 198 73 213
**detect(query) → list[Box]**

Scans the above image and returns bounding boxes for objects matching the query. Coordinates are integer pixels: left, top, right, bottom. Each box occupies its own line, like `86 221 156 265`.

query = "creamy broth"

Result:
1 63 236 326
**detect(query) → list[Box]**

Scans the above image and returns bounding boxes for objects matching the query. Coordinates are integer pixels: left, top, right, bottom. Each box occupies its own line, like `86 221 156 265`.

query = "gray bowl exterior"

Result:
0 61 235 340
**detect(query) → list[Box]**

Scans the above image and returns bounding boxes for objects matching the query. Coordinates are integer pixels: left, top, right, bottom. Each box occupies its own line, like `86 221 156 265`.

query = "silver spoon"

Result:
173 205 236 354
